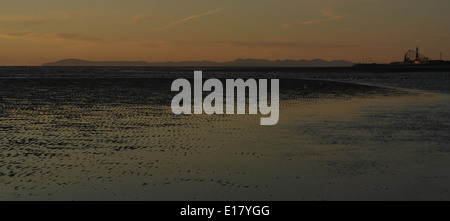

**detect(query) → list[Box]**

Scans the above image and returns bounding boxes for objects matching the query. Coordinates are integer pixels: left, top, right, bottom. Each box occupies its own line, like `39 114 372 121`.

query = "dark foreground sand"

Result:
0 78 449 200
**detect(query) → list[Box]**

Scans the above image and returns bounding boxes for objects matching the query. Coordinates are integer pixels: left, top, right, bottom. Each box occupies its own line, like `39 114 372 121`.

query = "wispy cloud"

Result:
51 33 103 43
0 15 57 25
282 15 348 28
0 11 75 25
157 8 223 31
132 14 163 22
0 29 103 44
0 11 121 25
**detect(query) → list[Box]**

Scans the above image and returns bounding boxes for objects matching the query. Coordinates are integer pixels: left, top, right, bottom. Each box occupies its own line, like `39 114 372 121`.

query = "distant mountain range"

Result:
42 58 354 67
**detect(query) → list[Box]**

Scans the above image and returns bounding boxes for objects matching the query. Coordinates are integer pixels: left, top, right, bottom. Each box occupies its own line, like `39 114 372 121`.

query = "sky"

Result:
0 0 449 65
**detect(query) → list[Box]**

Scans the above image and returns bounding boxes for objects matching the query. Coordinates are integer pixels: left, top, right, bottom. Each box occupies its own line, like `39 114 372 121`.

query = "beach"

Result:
0 68 449 200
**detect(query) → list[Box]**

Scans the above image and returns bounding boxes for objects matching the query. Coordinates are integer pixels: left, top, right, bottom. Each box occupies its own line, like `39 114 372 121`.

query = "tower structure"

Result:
416 46 419 61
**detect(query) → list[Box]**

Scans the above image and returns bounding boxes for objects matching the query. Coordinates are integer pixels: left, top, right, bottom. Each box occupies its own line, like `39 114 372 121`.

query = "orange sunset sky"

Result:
0 0 449 65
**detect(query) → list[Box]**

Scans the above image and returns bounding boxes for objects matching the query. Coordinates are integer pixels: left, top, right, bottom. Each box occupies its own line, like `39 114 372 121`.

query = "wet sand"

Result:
0 77 449 200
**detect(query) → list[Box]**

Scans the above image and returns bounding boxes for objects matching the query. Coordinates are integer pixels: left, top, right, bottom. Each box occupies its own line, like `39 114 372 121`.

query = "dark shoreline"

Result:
1 66 448 93
191 65 450 73
2 65 450 73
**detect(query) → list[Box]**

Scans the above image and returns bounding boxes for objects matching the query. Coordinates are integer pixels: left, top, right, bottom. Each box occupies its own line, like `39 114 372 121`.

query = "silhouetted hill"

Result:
42 59 149 66
42 58 353 67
